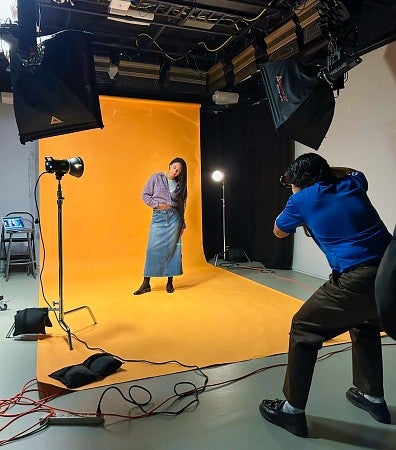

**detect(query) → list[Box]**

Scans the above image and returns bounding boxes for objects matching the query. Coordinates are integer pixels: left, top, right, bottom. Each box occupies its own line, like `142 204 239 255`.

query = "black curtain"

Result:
200 100 294 269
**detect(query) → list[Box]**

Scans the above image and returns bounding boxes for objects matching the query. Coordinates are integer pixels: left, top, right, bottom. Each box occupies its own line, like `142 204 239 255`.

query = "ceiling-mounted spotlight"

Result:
318 51 362 85
212 91 239 106
45 156 84 178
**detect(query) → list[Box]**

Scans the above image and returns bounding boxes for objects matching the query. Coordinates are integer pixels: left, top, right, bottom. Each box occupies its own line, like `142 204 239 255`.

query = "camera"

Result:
279 174 291 188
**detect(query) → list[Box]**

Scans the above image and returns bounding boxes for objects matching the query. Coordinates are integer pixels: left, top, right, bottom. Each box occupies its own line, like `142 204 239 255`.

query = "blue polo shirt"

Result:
275 171 392 273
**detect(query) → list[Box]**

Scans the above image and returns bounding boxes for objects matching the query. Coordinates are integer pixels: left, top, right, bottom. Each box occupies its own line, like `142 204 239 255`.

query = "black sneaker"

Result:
346 387 391 424
259 399 308 437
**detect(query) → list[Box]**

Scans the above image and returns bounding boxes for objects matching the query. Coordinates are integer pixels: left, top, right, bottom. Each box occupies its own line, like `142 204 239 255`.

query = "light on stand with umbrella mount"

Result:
44 156 97 350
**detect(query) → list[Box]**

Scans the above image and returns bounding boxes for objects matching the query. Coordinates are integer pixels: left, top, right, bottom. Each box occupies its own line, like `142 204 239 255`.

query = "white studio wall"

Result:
293 41 396 278
0 102 38 221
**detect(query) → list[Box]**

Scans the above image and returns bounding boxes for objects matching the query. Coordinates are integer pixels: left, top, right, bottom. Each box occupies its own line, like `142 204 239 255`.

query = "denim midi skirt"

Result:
144 209 183 277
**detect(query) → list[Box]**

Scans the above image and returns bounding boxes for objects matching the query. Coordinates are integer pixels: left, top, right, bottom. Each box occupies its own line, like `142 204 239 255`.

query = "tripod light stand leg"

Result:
65 305 97 325
58 317 73 350
242 249 251 263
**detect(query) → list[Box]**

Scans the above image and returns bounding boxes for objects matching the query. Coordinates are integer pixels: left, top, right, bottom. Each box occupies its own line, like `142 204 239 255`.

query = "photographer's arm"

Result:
273 224 290 238
331 167 356 178
273 184 300 238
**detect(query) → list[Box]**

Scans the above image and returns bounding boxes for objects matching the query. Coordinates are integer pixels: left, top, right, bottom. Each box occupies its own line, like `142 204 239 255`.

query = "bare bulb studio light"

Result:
211 169 226 264
211 170 225 182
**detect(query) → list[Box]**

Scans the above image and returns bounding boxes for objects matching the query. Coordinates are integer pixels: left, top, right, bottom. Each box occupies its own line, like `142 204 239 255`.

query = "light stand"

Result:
45 157 96 350
211 169 250 266
211 170 227 266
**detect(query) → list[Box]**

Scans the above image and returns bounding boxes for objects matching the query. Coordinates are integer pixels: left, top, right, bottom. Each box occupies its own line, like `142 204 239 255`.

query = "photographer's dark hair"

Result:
283 153 331 189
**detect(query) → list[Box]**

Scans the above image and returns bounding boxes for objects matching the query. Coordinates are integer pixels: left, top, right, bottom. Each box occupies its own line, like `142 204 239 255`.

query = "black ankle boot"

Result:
166 283 174 293
134 284 151 295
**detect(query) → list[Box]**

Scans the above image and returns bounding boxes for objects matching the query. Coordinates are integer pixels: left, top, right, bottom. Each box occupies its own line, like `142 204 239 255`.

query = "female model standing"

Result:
134 157 187 295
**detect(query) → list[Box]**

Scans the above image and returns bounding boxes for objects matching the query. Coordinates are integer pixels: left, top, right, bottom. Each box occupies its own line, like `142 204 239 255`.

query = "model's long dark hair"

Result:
170 157 187 228
283 153 331 188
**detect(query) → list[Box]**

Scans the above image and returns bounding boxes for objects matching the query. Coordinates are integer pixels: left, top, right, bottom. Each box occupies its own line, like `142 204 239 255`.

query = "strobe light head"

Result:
45 156 84 178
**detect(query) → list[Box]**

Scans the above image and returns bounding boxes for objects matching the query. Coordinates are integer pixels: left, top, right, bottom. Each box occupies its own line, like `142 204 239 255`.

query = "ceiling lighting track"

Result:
38 1 232 36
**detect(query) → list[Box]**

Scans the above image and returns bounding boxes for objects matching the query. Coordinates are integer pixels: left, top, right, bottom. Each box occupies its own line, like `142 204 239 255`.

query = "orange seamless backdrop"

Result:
36 97 350 390
39 97 205 292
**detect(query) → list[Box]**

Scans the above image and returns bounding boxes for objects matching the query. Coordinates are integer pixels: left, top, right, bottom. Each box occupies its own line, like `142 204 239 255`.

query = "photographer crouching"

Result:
259 153 392 437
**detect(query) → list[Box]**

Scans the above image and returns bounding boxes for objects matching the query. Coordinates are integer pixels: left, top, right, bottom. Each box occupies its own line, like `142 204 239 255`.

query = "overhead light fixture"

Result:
0 0 17 23
169 66 207 85
231 44 257 85
108 0 154 25
207 62 230 93
94 55 118 80
212 90 239 106
44 156 84 178
264 19 299 61
116 60 160 91
294 0 322 45
168 66 207 94
118 60 160 79
318 50 362 85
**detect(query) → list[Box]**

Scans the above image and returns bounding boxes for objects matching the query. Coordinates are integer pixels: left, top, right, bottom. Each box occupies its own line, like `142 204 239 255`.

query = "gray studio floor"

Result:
1 261 395 449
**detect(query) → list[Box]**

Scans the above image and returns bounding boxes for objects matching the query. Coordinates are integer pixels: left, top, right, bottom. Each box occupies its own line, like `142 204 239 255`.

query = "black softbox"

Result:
10 30 104 144
259 60 335 150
